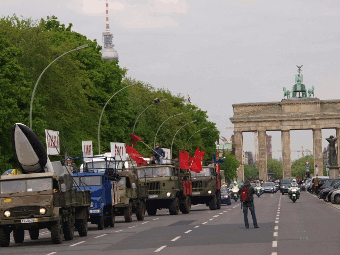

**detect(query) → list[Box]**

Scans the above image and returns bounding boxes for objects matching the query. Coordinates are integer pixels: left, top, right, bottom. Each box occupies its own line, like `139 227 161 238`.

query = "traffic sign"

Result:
306 165 309 169
306 161 309 165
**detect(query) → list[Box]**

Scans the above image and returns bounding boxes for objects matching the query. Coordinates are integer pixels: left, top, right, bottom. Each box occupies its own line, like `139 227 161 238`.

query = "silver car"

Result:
330 189 340 204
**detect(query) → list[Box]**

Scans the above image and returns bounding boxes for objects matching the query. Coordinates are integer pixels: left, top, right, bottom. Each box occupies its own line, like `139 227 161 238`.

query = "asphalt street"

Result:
2 191 340 255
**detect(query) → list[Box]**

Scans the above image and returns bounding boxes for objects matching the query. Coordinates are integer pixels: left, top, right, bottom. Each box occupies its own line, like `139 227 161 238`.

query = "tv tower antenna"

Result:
102 0 118 61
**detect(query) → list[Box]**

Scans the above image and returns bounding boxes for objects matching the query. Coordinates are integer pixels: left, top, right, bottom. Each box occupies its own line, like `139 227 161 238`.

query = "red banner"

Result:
190 147 204 173
130 133 142 146
126 145 147 166
179 150 190 170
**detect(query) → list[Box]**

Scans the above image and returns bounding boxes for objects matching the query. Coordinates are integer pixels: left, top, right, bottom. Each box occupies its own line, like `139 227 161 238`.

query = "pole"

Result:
187 127 207 146
132 98 167 135
154 112 183 148
97 83 139 154
30 44 88 129
171 120 197 159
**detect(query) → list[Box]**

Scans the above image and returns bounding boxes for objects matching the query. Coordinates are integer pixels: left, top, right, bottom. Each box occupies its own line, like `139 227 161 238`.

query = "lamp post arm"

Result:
29 44 88 129
187 127 208 144
154 112 183 148
171 120 197 159
98 83 137 154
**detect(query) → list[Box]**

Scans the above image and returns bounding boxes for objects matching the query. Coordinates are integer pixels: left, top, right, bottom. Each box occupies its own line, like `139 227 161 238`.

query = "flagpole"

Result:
171 120 197 159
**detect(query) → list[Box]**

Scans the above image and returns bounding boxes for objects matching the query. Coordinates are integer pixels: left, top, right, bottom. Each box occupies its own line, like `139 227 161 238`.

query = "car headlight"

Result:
40 208 46 215
91 202 94 208
208 190 212 194
166 192 171 197
224 195 228 198
4 210 10 217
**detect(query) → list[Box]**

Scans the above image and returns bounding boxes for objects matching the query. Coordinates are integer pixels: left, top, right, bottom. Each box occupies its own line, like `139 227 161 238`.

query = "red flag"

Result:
191 147 203 173
130 133 142 146
126 145 147 166
180 150 190 170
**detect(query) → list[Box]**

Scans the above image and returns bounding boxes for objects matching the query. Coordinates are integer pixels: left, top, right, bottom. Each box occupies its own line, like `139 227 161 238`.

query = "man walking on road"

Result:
153 144 165 165
239 180 259 229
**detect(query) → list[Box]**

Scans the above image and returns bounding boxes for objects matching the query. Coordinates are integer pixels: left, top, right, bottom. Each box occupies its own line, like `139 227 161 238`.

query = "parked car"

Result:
330 188 340 204
280 178 296 195
305 179 313 192
315 178 330 196
220 186 231 205
262 182 276 193
324 181 340 202
318 179 340 199
308 176 329 193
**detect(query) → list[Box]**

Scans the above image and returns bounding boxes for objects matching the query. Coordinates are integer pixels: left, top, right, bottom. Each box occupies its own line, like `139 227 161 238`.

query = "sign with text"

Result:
111 142 126 161
162 148 171 164
82 141 93 158
45 129 60 155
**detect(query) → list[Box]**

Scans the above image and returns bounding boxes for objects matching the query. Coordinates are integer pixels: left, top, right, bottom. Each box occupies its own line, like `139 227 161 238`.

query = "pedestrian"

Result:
239 179 259 229
313 175 320 194
153 144 165 165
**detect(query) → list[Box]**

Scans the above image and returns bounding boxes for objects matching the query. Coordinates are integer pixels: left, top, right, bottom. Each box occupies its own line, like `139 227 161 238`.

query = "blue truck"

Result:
73 155 119 230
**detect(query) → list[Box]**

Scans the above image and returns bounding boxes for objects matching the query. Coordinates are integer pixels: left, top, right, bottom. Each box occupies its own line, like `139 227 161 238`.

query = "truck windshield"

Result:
27 178 52 192
137 167 173 178
191 168 213 177
84 161 115 172
73 176 101 186
118 177 126 187
1 180 25 194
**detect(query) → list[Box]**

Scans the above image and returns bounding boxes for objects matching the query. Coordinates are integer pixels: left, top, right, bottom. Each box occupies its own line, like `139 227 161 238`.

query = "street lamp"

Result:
30 44 89 129
132 98 167 135
187 127 208 145
97 83 140 154
154 112 183 148
171 120 197 159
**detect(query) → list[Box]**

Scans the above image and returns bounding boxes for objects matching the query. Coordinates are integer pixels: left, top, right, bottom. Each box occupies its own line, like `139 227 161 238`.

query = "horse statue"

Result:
283 87 291 99
308 86 314 97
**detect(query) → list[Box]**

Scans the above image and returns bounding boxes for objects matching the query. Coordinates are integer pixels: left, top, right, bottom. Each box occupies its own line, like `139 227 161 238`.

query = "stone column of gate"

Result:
337 128 340 168
313 128 323 175
234 131 244 181
258 130 267 181
281 130 291 178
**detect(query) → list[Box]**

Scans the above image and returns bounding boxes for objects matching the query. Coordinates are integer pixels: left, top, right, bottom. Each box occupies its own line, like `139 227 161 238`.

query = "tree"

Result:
291 155 314 178
267 158 283 179
244 164 259 180
221 153 240 182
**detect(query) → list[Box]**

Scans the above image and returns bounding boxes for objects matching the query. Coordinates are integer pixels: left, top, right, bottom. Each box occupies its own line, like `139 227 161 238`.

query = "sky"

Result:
2 0 340 160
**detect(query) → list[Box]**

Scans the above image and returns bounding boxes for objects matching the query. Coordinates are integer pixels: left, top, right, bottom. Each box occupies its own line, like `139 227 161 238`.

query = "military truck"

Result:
115 169 148 222
137 164 192 216
190 165 221 210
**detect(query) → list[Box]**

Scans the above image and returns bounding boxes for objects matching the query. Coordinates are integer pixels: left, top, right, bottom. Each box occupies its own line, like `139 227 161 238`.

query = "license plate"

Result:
192 192 200 195
21 218 38 223
148 195 158 198
90 210 100 213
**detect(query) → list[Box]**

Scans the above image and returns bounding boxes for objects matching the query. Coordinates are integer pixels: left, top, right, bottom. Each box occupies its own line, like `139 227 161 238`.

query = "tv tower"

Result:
101 0 118 61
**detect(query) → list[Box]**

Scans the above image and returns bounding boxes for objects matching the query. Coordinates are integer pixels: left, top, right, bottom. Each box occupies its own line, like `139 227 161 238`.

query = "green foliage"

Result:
244 164 259 180
267 158 283 179
291 155 314 179
220 153 240 182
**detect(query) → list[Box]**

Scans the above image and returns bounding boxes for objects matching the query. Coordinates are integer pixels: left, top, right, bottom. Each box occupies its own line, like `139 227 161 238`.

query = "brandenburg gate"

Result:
230 67 340 181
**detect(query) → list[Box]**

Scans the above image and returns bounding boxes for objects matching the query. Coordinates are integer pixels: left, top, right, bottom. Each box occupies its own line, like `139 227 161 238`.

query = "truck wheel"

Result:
136 201 145 221
29 229 39 240
63 218 74 241
0 228 10 247
216 192 221 209
124 203 133 222
209 195 217 210
13 229 25 243
147 206 157 216
98 216 104 230
77 219 88 237
180 196 191 214
169 197 180 215
51 217 63 244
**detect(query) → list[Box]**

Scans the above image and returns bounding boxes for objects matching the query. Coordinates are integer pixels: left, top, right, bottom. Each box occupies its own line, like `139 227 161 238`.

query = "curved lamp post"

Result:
187 127 208 145
153 112 183 148
132 98 167 135
171 120 197 159
30 44 89 129
97 83 139 154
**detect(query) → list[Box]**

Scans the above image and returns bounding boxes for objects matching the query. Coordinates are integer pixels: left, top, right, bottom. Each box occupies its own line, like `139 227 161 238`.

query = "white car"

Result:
330 189 340 204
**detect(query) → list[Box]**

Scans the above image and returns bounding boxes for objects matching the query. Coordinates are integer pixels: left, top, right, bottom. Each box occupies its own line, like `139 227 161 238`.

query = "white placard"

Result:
82 141 93 158
45 129 60 155
162 148 171 164
111 142 126 161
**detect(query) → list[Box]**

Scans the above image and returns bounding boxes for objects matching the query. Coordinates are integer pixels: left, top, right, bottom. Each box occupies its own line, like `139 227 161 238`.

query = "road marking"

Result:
155 245 167 252
272 241 277 247
171 236 181 241
209 219 214 221
46 253 57 255
213 215 219 217
128 226 137 228
70 241 85 247
276 217 279 220
142 221 149 224
194 226 200 228
94 234 107 238
202 222 208 224
274 226 278 230
275 221 279 223
185 230 192 234
153 218 159 221
273 232 278 236
271 252 278 255
219 213 223 214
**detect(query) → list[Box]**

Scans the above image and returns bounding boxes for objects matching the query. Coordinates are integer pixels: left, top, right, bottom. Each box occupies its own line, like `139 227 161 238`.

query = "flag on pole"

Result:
191 147 204 173
130 133 142 146
179 150 190 170
213 154 224 163
126 145 147 166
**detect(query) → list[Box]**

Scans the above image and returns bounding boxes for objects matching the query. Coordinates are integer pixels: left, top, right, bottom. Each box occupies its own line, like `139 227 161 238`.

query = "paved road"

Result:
2 191 340 255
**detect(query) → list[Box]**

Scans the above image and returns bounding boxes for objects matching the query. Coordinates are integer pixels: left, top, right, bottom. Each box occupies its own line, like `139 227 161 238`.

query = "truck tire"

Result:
98 216 104 230
29 229 39 240
13 229 25 243
169 197 180 215
136 201 145 221
0 228 10 247
124 203 133 222
51 217 63 244
77 219 88 237
217 192 221 209
63 218 74 241
209 195 217 210
147 206 157 216
179 196 191 214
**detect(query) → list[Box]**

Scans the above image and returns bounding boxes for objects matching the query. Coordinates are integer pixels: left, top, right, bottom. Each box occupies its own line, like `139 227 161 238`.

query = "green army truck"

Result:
115 170 148 222
0 169 91 247
190 165 221 210
137 164 192 216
